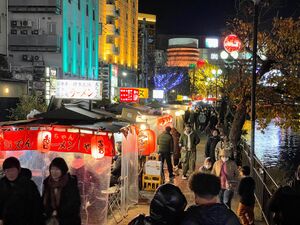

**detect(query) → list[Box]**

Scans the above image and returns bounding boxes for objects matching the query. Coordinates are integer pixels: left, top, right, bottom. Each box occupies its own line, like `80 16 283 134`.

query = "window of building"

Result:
93 10 95 20
86 37 89 48
78 0 80 10
78 32 80 45
68 0 71 3
68 27 71 40
93 40 95 51
86 5 89 16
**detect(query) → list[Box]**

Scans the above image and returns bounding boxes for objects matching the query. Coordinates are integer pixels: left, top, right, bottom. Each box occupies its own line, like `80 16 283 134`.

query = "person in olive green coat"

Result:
157 126 174 181
179 125 200 179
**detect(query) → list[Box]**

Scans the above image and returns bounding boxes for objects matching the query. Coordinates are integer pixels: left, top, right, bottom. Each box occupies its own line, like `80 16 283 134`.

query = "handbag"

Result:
46 216 59 225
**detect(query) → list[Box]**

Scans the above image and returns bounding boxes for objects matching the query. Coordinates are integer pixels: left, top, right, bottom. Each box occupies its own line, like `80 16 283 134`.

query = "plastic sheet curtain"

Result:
121 126 139 214
1 151 112 225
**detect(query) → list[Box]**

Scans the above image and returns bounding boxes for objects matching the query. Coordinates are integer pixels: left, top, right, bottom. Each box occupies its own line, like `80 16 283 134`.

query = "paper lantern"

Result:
91 135 105 159
196 59 206 68
37 131 52 152
138 129 156 156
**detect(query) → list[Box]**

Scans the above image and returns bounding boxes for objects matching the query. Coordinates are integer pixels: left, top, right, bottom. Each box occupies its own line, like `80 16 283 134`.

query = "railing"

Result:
240 137 279 225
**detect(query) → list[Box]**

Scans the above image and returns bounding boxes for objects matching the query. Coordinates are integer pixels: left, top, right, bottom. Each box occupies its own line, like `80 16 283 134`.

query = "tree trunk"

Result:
229 98 247 165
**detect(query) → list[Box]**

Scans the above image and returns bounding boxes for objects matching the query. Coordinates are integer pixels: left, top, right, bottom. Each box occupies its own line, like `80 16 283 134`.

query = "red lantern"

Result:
196 59 205 68
37 131 52 152
91 135 105 159
224 34 242 53
138 129 156 156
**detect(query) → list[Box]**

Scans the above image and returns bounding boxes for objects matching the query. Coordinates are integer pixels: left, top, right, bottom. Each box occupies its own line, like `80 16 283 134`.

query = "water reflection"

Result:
245 121 300 183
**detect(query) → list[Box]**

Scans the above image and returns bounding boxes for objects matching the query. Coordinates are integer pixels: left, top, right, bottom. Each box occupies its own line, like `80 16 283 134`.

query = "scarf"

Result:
184 131 193 150
44 174 69 210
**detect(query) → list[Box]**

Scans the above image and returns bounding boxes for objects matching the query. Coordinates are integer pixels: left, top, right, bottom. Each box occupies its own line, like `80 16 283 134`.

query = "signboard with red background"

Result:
223 34 242 53
120 88 139 102
0 126 115 158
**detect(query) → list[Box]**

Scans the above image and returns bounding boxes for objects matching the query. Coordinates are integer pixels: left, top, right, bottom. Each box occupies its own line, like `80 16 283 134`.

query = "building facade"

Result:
7 0 98 99
138 13 156 88
0 0 8 56
98 0 138 100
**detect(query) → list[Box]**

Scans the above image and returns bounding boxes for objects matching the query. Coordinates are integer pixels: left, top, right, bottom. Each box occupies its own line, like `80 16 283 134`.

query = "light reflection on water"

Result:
245 121 300 181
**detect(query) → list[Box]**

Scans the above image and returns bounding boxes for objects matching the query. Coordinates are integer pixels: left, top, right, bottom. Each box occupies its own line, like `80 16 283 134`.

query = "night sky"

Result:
139 0 300 35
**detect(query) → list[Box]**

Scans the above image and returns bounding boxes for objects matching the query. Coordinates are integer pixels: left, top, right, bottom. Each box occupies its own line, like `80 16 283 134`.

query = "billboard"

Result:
55 80 102 100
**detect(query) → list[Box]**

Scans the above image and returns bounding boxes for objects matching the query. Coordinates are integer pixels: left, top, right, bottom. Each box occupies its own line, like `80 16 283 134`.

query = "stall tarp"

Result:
2 151 112 225
121 126 139 213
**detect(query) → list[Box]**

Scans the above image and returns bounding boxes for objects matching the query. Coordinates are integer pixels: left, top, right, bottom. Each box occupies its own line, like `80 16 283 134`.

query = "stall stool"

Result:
142 174 162 191
102 185 123 224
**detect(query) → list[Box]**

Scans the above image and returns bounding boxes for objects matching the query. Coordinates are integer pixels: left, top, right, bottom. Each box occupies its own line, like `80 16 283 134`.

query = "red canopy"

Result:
0 125 115 157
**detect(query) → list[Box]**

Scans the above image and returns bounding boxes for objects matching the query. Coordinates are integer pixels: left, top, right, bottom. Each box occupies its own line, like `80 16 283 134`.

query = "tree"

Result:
224 16 300 156
8 95 47 121
189 61 225 98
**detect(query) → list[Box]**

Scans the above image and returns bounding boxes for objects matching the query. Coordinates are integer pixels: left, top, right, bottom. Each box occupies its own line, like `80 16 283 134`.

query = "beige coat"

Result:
211 159 239 187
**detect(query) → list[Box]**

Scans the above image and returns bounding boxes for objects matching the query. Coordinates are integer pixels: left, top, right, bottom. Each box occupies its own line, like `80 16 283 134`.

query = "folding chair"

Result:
102 185 123 224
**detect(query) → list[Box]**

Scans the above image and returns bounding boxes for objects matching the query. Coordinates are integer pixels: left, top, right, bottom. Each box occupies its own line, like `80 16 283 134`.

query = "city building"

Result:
0 0 8 56
7 0 99 100
138 13 156 88
167 38 200 67
98 0 138 100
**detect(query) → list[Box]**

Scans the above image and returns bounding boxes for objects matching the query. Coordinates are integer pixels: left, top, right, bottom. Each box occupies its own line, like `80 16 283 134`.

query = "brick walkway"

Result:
107 134 266 225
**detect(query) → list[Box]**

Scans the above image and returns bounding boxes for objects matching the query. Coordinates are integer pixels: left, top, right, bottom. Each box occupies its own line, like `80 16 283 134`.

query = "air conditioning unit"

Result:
16 21 22 27
20 30 28 35
11 29 17 35
32 30 39 35
33 55 40 61
22 54 32 61
11 20 17 27
22 20 32 27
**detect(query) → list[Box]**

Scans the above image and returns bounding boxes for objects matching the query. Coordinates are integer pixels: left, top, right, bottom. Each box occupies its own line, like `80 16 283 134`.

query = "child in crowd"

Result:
237 166 255 225
198 157 213 174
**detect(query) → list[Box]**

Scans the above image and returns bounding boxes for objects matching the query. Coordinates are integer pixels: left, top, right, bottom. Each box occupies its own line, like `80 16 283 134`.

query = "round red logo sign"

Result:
223 34 242 53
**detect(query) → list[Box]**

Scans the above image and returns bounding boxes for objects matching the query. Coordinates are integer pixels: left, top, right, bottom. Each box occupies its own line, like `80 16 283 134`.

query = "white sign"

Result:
55 80 102 100
205 38 219 48
153 90 164 99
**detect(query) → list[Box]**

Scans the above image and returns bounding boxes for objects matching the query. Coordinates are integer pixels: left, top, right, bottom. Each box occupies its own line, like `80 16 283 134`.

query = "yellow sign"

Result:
177 95 183 101
137 88 149 99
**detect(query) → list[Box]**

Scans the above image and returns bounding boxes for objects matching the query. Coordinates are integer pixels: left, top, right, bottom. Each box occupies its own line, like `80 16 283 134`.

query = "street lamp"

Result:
211 69 222 100
250 0 260 172
122 72 127 87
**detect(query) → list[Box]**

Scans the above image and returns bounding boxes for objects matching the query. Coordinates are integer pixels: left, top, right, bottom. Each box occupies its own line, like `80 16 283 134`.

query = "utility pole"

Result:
141 18 148 88
250 0 260 173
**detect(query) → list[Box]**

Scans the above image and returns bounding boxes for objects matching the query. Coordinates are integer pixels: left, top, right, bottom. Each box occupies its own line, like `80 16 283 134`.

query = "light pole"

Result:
122 71 127 87
250 0 260 171
211 68 222 101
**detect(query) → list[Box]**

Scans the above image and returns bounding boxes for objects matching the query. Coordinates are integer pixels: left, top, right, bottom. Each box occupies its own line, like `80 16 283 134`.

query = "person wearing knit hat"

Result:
0 157 44 225
42 157 81 225
212 148 239 209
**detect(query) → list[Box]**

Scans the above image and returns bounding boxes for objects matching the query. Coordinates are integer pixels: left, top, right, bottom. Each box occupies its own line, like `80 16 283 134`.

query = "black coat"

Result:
205 136 221 162
181 204 241 225
0 174 44 225
269 184 300 225
43 174 81 225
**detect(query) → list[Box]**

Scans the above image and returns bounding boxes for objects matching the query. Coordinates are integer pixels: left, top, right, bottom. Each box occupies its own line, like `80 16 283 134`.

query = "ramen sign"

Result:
223 34 242 53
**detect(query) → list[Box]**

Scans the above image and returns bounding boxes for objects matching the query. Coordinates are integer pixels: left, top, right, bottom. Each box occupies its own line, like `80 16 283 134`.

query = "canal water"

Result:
244 121 300 185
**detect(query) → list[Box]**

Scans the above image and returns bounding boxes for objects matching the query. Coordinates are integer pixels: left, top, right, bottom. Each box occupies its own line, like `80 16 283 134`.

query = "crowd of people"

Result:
0 156 81 225
152 106 300 225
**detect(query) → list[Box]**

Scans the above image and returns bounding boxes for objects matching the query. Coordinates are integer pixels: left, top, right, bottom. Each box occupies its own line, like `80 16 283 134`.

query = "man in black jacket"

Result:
205 129 221 163
181 173 241 225
0 157 44 225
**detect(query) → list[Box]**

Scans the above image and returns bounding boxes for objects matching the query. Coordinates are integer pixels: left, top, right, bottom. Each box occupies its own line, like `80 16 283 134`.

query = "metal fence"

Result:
240 138 279 225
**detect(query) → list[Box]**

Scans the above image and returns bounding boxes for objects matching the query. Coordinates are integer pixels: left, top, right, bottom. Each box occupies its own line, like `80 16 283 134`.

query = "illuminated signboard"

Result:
120 88 139 102
153 90 164 99
55 80 102 100
205 38 219 48
224 34 242 53
137 88 149 99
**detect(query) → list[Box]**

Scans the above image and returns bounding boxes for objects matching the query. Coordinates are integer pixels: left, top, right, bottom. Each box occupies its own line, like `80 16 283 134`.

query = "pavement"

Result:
107 134 266 225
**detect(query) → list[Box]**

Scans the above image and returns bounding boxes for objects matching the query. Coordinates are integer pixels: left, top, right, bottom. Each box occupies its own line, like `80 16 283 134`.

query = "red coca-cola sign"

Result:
223 34 242 53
